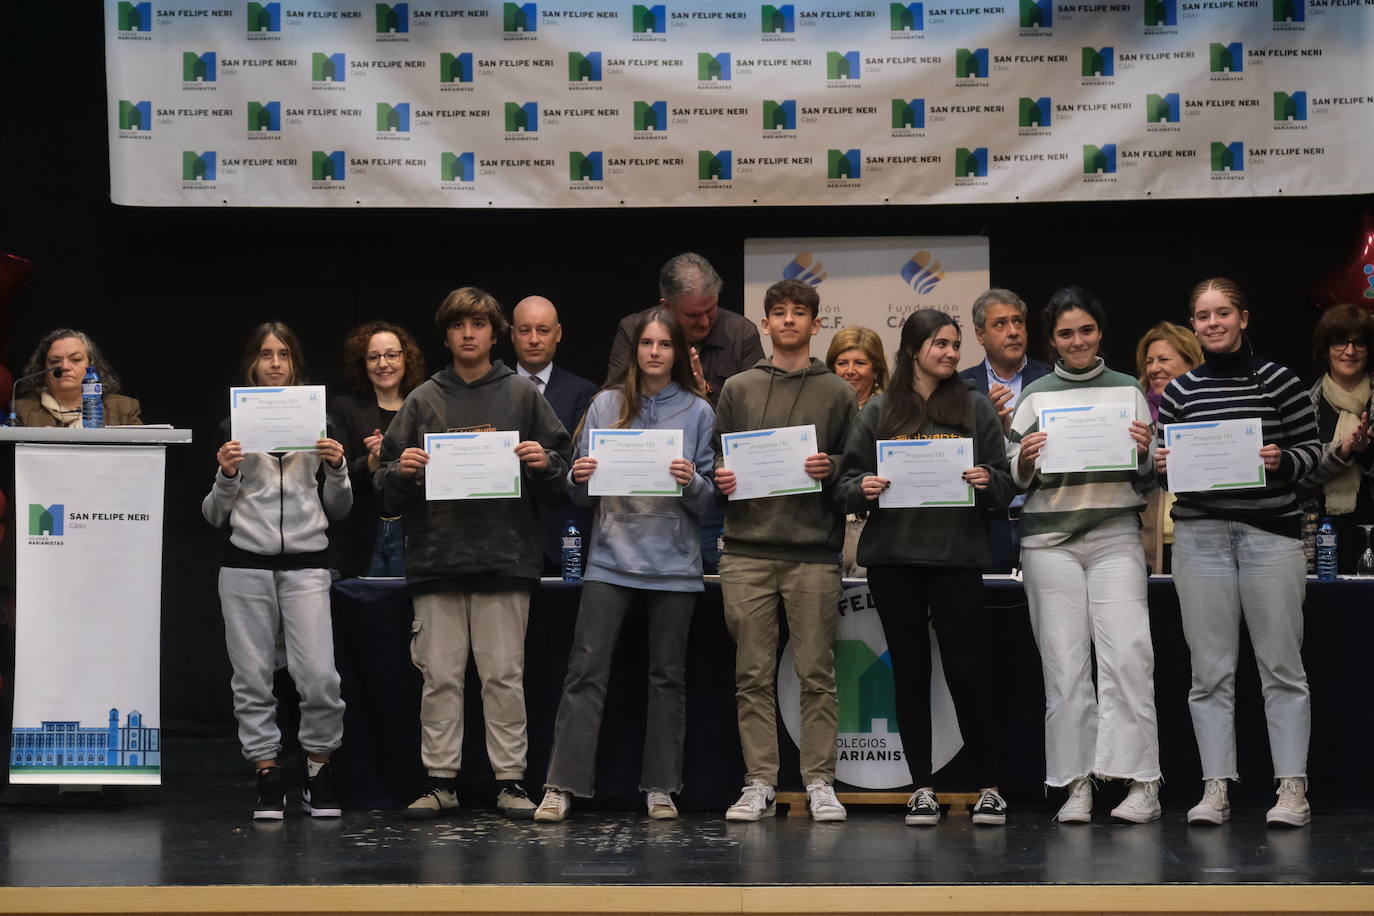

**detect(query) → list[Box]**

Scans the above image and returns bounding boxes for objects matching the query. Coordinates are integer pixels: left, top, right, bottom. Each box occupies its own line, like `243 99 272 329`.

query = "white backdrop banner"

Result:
104 0 1372 207
11 445 165 786
744 235 990 370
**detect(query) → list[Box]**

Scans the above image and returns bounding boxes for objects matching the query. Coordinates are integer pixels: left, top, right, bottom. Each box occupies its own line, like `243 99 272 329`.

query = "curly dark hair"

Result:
18 329 122 398
341 321 427 396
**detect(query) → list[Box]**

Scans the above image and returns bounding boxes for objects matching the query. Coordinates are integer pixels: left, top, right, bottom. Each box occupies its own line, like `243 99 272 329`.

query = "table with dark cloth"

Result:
329 577 1374 812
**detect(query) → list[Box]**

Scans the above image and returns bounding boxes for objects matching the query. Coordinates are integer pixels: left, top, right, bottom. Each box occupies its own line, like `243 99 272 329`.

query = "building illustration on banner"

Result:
11 709 161 772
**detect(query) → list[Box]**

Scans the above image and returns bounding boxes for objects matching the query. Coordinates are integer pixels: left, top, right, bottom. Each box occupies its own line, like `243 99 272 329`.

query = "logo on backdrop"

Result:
954 146 988 179
783 253 827 285
182 52 217 85
1018 96 1052 134
119 100 152 132
632 4 667 35
1274 91 1307 123
246 2 280 33
1209 42 1244 80
827 148 861 180
827 50 860 81
1083 143 1118 176
440 52 473 84
761 4 795 34
698 52 732 83
779 583 963 789
440 151 475 183
504 2 538 38
569 151 603 181
312 150 346 181
505 101 539 134
377 2 409 35
763 99 796 131
117 2 153 35
569 51 602 82
955 48 989 82
1210 140 1245 175
891 2 924 32
377 102 411 134
247 101 280 132
900 251 945 293
1143 0 1177 27
698 150 732 181
312 52 346 84
634 100 668 131
28 505 63 539
182 151 216 181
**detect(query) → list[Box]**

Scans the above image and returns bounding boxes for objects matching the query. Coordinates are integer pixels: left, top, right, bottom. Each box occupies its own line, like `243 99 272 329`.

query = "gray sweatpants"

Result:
218 567 345 763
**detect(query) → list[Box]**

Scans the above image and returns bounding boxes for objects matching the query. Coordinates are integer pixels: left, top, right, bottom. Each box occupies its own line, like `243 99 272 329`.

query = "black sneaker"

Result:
303 762 342 818
496 780 536 820
254 765 286 821
971 789 1008 826
905 788 940 827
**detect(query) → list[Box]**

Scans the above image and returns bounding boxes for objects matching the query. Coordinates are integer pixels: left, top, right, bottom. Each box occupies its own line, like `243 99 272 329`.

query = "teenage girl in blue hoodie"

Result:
534 308 717 822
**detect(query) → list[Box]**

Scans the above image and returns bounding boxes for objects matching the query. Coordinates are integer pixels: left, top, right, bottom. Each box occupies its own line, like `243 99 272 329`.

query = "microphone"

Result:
7 367 66 427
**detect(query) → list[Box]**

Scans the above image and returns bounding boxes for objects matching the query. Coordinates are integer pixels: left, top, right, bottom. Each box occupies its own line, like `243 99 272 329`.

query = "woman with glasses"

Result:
1297 304 1374 572
331 321 427 577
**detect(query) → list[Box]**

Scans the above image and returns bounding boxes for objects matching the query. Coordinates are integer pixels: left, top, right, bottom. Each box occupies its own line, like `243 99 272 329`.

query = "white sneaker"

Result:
646 789 678 820
533 788 571 823
1110 779 1161 824
1266 777 1311 828
1056 778 1093 824
806 782 847 822
1187 779 1230 825
725 780 775 822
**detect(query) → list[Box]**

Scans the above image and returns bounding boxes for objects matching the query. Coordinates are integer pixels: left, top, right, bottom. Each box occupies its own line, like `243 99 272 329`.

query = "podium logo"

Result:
1210 42 1243 72
1273 0 1304 21
954 146 987 177
698 52 731 81
783 252 827 285
312 52 345 82
440 52 473 83
441 152 475 182
891 2 924 30
377 102 410 132
376 3 408 33
698 150 732 180
117 2 152 31
569 52 601 81
183 52 217 83
901 251 945 293
28 505 63 538
1144 0 1176 24
892 98 925 129
505 102 539 132
634 100 668 130
247 101 281 131
1211 141 1244 171
956 48 989 78
182 151 216 181
312 150 345 180
827 51 860 79
828 149 861 179
247 2 280 32
1146 93 1179 123
763 99 797 130
1082 46 1113 76
569 151 603 181
1019 97 1051 127
1020 0 1052 27
504 2 536 32
119 100 152 131
762 4 794 32
1083 143 1117 173
633 4 666 32
1274 91 1307 121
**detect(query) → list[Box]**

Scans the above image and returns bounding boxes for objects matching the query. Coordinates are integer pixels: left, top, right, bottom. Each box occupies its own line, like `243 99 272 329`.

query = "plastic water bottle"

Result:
1316 517 1338 580
561 521 583 583
80 367 104 428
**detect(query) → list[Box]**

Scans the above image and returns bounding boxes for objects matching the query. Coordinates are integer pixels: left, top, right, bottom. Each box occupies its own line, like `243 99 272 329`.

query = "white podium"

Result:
0 427 191 785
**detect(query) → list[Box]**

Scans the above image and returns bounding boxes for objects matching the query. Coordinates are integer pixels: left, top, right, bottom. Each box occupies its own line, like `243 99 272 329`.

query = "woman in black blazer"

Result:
330 321 426 577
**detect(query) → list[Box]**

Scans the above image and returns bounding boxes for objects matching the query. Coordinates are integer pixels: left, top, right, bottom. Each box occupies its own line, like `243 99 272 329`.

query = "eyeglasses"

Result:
1330 340 1369 353
365 350 404 365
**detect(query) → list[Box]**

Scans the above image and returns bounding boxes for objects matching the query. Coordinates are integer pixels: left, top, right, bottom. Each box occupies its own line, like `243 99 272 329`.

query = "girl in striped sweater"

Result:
1008 287 1161 824
1156 278 1322 828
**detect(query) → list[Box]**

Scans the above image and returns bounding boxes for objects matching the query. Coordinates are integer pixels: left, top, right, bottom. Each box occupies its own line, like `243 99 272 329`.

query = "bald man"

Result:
512 296 598 574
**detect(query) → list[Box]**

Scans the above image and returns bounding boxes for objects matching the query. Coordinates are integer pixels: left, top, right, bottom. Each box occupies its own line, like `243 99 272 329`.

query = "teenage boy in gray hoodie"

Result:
714 279 858 823
376 287 572 821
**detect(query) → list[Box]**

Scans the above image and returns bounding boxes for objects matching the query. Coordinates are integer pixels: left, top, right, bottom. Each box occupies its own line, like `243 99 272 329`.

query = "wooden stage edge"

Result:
2 884 1373 915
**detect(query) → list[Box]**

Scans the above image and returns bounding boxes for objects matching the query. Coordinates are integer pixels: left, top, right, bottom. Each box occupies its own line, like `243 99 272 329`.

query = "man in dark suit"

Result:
958 288 1049 574
512 295 598 575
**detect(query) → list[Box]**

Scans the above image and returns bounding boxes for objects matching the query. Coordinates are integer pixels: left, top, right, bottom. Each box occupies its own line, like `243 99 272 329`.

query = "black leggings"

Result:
866 564 999 788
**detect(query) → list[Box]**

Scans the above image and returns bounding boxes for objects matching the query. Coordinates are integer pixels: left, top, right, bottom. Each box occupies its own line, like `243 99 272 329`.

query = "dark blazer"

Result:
329 392 398 578
958 356 1051 397
532 365 598 573
606 306 764 402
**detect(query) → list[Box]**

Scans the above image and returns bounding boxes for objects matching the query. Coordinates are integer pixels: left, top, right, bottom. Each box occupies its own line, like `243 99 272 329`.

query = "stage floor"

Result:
2 740 1373 894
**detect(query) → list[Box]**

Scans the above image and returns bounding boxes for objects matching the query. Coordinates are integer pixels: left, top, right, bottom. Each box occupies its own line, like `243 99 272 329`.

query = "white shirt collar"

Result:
517 362 554 386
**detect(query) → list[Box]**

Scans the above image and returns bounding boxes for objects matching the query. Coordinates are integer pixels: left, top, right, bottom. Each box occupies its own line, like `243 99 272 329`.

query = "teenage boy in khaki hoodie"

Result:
713 279 858 823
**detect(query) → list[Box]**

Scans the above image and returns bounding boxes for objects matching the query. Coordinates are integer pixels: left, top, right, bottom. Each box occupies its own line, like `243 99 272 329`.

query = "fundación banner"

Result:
779 581 963 790
104 0 1372 208
743 235 990 371
11 445 165 785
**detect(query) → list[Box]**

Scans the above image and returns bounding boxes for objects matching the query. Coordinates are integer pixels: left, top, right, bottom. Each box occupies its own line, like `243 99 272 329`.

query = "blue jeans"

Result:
1172 519 1310 779
366 517 406 577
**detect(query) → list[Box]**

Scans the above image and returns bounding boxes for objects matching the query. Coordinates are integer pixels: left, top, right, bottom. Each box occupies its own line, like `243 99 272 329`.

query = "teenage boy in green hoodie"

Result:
376 287 572 821
714 279 858 823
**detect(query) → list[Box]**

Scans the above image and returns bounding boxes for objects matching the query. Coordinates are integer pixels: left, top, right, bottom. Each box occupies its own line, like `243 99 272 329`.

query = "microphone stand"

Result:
7 368 64 426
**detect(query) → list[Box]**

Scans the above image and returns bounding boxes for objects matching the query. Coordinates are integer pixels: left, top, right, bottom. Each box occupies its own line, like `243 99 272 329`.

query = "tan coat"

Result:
12 395 143 427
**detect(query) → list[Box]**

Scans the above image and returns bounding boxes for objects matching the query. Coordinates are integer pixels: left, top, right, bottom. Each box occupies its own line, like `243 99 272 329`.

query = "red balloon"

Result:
1313 211 1374 312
